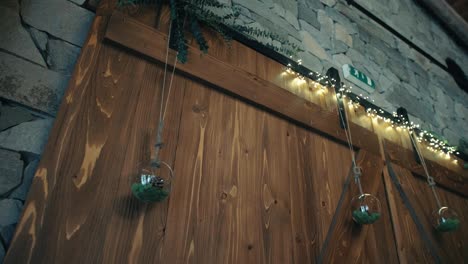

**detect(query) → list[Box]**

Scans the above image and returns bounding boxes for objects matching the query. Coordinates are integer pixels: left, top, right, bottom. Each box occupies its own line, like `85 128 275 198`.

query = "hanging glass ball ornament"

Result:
432 206 460 232
131 161 174 203
351 193 382 225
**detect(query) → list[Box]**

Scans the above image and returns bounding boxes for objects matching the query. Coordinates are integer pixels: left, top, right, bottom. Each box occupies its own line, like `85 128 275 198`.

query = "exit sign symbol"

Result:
342 64 376 93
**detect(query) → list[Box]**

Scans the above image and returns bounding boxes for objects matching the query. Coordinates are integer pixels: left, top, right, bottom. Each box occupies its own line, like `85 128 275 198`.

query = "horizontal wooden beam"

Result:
104 11 381 156
384 139 468 197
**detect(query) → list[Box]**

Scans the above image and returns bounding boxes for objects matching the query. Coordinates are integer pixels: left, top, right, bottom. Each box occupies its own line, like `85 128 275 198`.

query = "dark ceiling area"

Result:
445 0 468 23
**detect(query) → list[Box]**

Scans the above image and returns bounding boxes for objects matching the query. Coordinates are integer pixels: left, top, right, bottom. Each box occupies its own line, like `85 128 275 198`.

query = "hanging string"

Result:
153 18 181 165
334 91 363 195
407 129 443 209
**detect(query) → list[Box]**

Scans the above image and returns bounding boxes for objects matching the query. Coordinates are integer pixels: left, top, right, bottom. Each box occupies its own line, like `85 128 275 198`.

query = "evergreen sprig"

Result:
118 0 302 62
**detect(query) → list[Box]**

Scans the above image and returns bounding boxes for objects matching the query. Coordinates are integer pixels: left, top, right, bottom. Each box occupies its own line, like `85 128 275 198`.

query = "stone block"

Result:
273 0 298 16
21 0 94 46
382 67 400 84
271 3 285 17
358 19 395 48
299 20 330 47
442 128 459 146
445 118 465 141
0 6 46 66
10 159 39 201
300 30 330 61
331 40 349 54
377 74 393 94
28 27 48 52
0 149 23 196
0 118 53 155
388 90 434 122
356 25 370 44
301 0 323 10
250 10 300 40
332 53 352 66
317 9 333 35
426 82 439 100
259 0 274 6
297 3 319 30
47 39 81 75
284 10 300 30
68 0 87 5
0 52 67 115
351 36 366 53
407 59 427 80
370 93 396 113
387 58 410 82
396 38 411 57
334 23 353 47
298 51 323 74
0 104 35 131
434 89 454 116
0 224 15 246
455 102 468 120
367 45 388 66
0 242 4 263
362 60 382 81
334 2 365 25
411 72 428 92
325 6 357 34
320 0 336 7
346 49 365 64
436 75 465 103
0 199 23 226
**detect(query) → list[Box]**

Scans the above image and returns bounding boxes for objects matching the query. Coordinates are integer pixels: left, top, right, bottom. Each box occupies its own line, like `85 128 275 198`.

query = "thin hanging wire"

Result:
407 129 443 209
153 18 181 164
334 91 363 195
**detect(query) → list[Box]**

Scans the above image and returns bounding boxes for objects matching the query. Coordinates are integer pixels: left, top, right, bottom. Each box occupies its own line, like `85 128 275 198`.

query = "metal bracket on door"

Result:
397 107 421 164
327 67 347 129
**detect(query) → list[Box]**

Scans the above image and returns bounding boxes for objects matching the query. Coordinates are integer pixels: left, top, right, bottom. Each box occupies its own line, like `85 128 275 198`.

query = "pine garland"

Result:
118 0 302 62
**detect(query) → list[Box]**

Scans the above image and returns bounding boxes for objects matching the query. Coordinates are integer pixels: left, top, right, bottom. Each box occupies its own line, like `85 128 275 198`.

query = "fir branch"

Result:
118 0 302 61
118 0 159 6
190 16 209 53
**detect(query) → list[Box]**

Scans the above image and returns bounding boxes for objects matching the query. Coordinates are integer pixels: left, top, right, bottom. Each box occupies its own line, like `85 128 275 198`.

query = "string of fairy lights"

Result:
283 57 463 162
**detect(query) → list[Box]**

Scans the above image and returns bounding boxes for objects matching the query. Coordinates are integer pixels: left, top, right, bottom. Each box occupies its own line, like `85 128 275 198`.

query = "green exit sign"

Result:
342 64 376 93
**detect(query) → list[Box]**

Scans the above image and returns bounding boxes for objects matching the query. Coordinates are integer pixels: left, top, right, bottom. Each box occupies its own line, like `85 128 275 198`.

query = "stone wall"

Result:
0 0 95 260
231 0 468 147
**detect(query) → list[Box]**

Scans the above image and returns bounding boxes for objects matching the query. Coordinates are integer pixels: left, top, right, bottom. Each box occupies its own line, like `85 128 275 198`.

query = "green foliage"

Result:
131 183 169 202
436 218 460 232
352 210 381 225
117 0 160 6
117 0 302 63
190 16 209 54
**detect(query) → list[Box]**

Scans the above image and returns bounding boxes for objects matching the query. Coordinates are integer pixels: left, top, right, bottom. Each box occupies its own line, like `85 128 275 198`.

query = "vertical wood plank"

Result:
383 164 437 263
384 162 468 263
319 150 390 263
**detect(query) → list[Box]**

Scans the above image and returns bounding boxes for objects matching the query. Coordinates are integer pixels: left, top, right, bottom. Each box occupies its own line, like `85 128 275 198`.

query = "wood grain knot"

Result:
220 192 228 200
192 104 203 113
295 234 303 244
247 244 253 250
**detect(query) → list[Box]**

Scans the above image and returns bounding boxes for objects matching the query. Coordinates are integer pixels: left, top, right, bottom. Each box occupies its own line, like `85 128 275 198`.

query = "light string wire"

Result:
334 89 364 195
407 129 443 209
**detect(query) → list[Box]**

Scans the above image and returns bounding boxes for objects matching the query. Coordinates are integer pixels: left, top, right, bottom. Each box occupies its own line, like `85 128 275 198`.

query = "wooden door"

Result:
4 2 466 263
